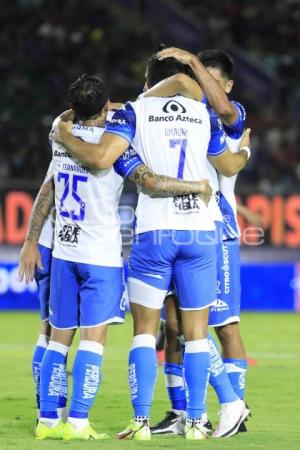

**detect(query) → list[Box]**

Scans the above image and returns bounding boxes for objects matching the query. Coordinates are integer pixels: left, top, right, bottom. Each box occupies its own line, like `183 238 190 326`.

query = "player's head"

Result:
198 49 234 93
144 54 194 91
69 74 109 122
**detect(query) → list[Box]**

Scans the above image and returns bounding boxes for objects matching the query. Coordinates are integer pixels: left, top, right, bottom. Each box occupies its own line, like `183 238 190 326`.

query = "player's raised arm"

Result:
157 47 237 126
209 128 251 177
18 173 54 283
142 73 202 101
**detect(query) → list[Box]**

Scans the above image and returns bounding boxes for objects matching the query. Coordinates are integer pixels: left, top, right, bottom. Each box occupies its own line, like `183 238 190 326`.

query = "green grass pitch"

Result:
0 312 299 450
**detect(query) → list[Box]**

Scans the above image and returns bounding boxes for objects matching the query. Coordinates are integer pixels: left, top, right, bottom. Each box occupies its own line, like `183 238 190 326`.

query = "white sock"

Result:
39 417 59 428
57 407 68 422
68 416 89 430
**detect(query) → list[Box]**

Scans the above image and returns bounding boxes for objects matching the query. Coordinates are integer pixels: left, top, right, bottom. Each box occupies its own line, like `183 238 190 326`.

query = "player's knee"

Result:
40 320 51 337
50 327 75 346
81 325 108 345
215 322 240 344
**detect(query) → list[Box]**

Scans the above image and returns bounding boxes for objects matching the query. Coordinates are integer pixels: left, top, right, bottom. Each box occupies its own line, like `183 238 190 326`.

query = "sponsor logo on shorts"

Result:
222 244 230 294
210 299 229 312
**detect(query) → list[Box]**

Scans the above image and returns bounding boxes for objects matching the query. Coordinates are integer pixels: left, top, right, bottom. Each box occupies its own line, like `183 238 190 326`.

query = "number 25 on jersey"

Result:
57 172 88 221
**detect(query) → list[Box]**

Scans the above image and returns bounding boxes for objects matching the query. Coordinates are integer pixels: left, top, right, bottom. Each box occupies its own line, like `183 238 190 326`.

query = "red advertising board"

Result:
0 191 300 247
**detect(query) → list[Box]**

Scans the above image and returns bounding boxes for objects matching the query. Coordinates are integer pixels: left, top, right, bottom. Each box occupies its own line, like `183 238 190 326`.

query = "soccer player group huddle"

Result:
19 45 252 441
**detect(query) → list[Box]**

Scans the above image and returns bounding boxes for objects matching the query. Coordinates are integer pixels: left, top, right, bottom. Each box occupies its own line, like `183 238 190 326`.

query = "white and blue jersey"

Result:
35 124 143 327
51 121 123 267
106 96 228 311
203 98 246 240
106 96 227 234
48 118 144 329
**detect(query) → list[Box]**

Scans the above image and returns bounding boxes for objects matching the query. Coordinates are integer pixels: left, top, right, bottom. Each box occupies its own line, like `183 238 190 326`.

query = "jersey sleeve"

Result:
113 147 144 178
207 111 228 157
223 101 246 139
105 102 136 144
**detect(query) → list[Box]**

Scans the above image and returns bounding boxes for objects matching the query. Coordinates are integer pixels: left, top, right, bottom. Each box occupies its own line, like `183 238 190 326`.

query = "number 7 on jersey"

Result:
169 139 187 179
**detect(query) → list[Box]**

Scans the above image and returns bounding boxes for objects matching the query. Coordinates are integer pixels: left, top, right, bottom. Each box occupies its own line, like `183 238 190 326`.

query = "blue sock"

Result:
129 334 157 418
69 340 103 419
183 339 210 420
223 358 247 399
208 334 238 404
164 363 186 411
58 360 68 409
40 341 69 419
32 334 49 410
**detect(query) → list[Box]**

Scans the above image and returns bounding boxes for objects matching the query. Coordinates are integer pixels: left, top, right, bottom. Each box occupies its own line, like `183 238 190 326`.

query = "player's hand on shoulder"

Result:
49 119 73 144
197 179 212 206
18 241 43 284
156 47 195 65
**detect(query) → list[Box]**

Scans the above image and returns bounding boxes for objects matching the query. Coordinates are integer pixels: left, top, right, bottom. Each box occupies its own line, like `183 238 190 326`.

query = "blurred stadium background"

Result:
1 0 300 314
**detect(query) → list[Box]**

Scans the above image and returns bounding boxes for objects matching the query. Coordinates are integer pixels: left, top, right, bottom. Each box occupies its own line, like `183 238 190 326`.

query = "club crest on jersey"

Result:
162 100 186 114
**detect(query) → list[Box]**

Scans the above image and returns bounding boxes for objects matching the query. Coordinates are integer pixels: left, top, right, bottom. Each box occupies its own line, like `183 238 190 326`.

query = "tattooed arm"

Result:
18 177 54 284
129 164 212 204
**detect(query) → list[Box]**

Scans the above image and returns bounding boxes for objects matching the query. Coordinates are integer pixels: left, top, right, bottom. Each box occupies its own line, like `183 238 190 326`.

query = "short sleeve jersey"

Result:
51 119 125 267
105 96 227 233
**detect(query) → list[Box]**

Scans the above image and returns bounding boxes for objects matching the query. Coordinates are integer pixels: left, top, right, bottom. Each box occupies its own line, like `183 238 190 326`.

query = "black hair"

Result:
197 49 234 79
69 74 109 121
146 45 195 88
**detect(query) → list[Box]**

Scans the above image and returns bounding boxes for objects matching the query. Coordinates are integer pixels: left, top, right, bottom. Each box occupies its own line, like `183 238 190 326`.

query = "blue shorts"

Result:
49 257 125 329
128 230 217 310
209 238 241 327
35 244 52 322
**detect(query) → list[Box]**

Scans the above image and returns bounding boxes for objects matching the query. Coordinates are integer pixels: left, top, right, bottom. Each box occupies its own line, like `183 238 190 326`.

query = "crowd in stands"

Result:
1 0 299 192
